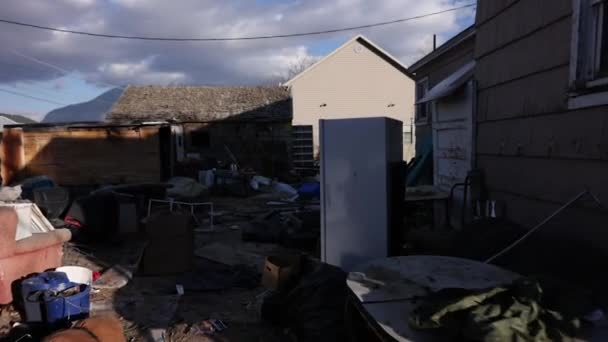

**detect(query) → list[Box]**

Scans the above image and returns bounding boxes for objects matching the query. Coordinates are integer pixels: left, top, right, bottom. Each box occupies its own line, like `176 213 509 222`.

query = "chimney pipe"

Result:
433 34 437 51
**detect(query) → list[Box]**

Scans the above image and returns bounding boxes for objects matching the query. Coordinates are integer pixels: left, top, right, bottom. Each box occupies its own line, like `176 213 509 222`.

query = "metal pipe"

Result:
484 190 591 264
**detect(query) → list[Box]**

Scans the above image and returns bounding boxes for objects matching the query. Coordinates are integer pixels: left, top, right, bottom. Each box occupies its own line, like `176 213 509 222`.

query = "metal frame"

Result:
147 199 214 229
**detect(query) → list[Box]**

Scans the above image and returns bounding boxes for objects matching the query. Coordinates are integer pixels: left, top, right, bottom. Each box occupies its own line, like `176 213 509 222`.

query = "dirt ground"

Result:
0 195 316 342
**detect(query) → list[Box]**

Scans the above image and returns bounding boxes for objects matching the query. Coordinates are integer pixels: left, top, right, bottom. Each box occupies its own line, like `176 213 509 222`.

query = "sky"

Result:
0 0 476 121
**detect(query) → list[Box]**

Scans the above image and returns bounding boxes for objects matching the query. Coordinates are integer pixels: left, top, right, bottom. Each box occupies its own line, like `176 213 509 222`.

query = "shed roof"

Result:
108 86 292 122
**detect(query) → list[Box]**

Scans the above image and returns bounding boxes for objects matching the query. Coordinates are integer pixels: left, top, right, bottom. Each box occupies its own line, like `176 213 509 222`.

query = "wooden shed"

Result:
108 85 293 178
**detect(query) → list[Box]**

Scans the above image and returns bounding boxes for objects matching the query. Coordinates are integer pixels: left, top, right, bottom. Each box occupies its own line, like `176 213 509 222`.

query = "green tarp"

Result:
409 277 592 341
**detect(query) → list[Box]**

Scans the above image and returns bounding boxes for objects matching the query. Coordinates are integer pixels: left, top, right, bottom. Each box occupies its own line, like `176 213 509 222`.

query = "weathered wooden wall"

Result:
1 125 162 186
475 0 608 230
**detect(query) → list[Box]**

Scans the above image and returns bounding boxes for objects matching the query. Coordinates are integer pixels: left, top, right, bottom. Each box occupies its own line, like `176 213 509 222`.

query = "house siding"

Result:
289 39 415 160
475 0 608 229
412 35 476 157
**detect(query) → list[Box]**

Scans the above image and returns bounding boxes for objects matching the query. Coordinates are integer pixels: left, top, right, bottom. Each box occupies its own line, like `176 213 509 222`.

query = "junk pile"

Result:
0 169 326 341
243 209 320 250
260 255 348 342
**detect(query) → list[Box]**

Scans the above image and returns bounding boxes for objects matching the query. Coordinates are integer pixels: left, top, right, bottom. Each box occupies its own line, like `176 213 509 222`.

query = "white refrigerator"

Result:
320 117 404 271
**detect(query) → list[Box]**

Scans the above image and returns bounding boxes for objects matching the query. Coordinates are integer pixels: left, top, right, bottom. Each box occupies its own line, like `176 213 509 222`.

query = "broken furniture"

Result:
0 207 72 304
147 198 214 229
344 255 519 341
93 183 170 224
320 117 404 271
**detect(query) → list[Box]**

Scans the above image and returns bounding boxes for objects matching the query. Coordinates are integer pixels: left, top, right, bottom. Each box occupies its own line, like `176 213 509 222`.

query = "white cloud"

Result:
97 57 187 85
0 0 475 86
60 0 95 9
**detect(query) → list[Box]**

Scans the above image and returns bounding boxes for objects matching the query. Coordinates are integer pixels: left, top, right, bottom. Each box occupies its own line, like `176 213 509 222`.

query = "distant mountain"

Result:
42 88 124 123
0 113 37 124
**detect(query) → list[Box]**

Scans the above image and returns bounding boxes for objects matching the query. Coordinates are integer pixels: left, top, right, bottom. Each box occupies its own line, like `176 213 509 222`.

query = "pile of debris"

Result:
0 169 333 341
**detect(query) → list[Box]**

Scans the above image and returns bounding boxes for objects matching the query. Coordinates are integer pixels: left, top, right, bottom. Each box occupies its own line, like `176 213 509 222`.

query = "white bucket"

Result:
56 266 93 285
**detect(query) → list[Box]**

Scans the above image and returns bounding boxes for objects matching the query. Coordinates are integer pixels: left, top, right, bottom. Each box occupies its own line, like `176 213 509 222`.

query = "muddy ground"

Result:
1 195 316 342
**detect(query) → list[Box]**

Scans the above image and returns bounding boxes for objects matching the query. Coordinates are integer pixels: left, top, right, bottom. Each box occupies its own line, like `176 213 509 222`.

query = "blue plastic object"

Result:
20 176 55 200
298 182 320 200
406 136 433 187
21 272 90 324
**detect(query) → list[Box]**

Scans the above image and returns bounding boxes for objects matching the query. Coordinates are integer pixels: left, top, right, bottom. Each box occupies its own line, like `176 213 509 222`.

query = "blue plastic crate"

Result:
21 272 90 324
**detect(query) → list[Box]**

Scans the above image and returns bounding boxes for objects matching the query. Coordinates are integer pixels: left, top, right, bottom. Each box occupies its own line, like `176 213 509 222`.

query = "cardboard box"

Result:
261 254 302 291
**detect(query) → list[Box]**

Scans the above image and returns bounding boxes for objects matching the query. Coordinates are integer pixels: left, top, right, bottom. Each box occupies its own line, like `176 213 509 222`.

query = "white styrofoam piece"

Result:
0 202 54 240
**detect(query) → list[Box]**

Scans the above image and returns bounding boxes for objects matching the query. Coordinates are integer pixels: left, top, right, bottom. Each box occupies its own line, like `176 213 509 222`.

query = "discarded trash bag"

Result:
262 258 347 342
167 177 209 199
298 182 320 200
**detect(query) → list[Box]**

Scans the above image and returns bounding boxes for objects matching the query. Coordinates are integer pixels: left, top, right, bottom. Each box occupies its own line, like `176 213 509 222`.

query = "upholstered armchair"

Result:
0 207 71 304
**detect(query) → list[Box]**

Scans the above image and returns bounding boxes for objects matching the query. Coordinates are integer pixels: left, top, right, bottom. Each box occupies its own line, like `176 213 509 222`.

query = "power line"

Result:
0 88 67 106
10 50 126 90
0 3 476 42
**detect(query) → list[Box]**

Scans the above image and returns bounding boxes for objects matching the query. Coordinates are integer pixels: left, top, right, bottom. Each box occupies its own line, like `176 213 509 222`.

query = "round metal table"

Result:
345 255 520 342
